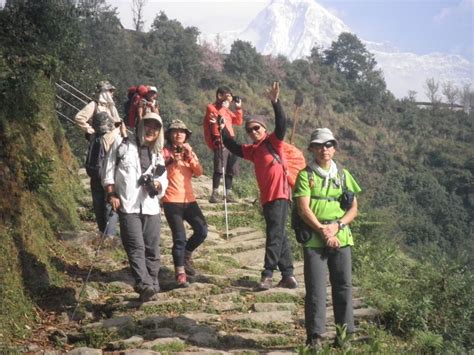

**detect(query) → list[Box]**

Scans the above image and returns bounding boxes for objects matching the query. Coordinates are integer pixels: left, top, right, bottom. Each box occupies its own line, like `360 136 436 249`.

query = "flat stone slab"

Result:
142 336 185 349
85 315 134 329
225 311 293 324
67 348 102 355
227 226 259 237
183 312 221 322
252 302 297 313
232 248 265 267
106 335 144 350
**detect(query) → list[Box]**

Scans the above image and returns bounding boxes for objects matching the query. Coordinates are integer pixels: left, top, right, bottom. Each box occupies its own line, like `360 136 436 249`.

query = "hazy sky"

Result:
107 0 473 62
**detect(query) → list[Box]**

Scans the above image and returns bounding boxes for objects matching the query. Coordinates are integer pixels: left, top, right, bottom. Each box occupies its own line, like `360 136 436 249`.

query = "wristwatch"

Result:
337 220 346 230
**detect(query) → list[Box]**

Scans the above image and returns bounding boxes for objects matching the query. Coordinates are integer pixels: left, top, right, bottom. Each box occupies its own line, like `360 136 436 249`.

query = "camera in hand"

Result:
217 115 225 126
232 95 241 103
138 164 166 198
175 145 183 153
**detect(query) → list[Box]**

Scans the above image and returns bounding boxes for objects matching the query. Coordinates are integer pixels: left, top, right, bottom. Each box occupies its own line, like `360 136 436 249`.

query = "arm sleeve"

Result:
102 137 121 187
156 156 168 199
222 127 244 158
292 170 311 198
231 108 243 126
188 152 203 177
75 101 96 135
207 106 221 138
273 100 286 141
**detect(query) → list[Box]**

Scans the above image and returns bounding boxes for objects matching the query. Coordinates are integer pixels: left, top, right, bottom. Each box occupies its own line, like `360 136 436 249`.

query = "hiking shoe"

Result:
184 256 196 276
276 276 298 289
139 285 155 302
209 191 220 203
255 277 273 291
225 191 237 203
176 273 189 288
306 334 323 350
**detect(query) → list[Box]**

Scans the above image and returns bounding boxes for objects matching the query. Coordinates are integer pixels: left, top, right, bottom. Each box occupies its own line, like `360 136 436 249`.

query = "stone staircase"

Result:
46 169 379 354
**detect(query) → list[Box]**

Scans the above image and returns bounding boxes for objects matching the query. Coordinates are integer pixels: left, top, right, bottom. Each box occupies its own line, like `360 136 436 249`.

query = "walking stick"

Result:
71 209 115 321
217 118 230 240
289 91 304 144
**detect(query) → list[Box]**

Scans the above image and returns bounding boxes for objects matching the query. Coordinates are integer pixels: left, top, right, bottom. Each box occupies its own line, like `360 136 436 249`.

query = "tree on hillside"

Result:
425 78 440 105
442 81 459 109
324 32 377 82
460 84 473 114
224 40 265 80
149 12 203 99
132 0 147 32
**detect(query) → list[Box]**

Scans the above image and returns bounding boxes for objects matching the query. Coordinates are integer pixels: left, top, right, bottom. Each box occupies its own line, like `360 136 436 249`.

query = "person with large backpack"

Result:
218 81 297 291
75 81 122 241
292 128 361 349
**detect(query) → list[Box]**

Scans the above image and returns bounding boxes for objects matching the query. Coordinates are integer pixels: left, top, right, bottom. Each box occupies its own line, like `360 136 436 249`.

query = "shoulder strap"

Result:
334 161 347 192
264 139 282 164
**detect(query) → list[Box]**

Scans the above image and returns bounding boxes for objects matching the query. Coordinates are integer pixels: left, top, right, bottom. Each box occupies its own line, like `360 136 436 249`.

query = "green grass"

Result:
254 292 304 305
142 300 201 315
151 341 187 353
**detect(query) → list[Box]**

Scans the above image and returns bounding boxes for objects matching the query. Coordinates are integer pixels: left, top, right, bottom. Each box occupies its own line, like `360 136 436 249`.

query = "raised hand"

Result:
265 81 280 103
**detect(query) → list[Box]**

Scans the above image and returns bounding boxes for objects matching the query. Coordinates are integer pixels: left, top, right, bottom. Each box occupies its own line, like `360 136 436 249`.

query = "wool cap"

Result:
309 128 337 145
166 119 192 141
245 115 268 130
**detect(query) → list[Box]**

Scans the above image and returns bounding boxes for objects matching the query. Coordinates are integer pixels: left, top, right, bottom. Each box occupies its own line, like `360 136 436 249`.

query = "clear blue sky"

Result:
107 0 473 62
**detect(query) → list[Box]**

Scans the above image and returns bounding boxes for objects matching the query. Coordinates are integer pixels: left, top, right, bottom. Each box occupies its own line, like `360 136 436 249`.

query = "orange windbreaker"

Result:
162 147 203 203
203 102 243 150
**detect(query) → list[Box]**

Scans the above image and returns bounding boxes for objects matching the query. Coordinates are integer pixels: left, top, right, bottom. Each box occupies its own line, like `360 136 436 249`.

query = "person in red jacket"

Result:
203 86 243 203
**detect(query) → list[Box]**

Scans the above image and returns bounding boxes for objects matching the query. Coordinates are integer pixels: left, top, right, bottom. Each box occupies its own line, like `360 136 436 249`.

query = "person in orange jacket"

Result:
162 120 207 288
203 86 243 203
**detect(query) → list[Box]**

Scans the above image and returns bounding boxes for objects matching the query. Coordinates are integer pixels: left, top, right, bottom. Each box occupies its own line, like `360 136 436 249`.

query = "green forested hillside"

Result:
1 0 472 352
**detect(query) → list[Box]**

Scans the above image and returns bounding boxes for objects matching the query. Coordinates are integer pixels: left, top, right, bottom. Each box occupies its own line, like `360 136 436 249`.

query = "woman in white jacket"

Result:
103 112 168 302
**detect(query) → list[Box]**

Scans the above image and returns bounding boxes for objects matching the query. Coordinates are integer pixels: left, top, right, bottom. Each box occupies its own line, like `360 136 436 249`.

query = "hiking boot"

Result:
184 256 196 276
306 334 323 350
209 190 220 203
138 285 155 302
276 276 298 289
176 273 189 288
225 190 237 203
255 276 273 291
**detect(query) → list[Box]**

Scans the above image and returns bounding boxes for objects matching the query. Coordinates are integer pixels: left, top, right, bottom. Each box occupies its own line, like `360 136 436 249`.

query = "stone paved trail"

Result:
43 170 379 354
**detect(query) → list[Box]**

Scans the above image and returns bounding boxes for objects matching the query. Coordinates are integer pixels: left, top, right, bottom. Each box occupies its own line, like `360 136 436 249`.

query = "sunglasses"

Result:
312 141 335 149
246 125 261 133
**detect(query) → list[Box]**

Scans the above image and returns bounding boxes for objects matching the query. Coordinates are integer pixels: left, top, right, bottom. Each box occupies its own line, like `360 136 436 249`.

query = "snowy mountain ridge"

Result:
200 0 473 100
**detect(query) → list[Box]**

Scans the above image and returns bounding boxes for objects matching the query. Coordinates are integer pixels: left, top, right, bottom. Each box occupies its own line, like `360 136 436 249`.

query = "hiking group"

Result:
74 80 361 349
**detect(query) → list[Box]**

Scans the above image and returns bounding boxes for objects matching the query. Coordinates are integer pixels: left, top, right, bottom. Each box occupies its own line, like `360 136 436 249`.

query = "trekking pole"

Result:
55 82 89 105
59 79 94 102
290 91 304 144
217 121 230 240
71 209 115 321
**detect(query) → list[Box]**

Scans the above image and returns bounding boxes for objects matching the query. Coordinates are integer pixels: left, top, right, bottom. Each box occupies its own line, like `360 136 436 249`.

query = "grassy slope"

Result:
0 77 84 346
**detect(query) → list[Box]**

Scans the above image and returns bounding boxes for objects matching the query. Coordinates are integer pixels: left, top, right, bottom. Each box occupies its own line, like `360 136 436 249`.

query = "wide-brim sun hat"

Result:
97 80 116 92
309 128 337 146
166 119 192 141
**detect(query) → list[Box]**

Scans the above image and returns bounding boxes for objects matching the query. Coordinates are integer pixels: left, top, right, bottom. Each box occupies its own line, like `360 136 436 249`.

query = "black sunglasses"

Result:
246 125 261 133
312 141 335 149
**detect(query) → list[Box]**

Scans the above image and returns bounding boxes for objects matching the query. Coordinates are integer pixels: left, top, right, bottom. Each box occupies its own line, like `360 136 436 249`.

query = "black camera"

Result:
232 95 241 103
138 174 159 198
138 164 166 198
175 145 183 153
217 115 225 126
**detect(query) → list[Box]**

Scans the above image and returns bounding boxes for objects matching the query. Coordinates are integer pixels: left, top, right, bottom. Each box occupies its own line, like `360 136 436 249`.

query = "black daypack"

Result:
291 164 354 244
84 110 113 180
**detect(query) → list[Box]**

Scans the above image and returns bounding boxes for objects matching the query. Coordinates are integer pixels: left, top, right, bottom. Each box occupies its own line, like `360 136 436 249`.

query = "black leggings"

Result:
163 202 208 267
